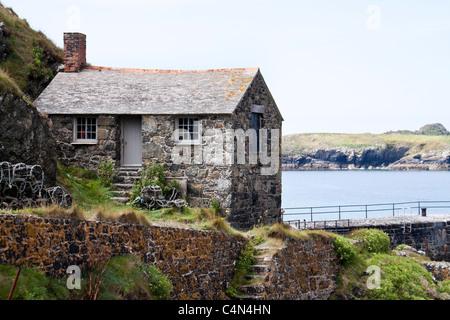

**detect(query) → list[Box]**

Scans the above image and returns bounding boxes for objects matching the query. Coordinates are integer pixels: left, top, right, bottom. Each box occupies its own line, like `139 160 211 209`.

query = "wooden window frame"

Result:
72 116 98 144
175 117 201 145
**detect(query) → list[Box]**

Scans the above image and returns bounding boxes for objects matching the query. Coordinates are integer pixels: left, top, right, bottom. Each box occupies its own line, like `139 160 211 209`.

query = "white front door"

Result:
122 117 142 167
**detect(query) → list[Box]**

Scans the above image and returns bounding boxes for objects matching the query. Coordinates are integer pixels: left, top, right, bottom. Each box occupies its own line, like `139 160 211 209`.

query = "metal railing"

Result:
282 200 450 225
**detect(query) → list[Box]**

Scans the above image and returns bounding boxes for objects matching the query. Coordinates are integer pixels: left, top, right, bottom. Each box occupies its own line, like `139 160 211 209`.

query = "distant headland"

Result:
282 123 450 171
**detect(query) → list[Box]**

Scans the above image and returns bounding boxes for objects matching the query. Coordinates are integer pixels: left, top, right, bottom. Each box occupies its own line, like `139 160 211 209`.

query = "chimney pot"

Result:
64 32 86 72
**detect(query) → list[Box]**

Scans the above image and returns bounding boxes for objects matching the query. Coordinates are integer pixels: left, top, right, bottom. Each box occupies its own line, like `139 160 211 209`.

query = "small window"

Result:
176 117 200 144
74 117 97 143
251 113 263 152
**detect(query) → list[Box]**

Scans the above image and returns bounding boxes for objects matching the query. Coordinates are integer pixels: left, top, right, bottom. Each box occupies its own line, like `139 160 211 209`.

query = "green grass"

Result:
226 241 258 297
0 3 63 98
0 265 68 300
365 254 436 300
98 255 172 300
333 228 450 300
0 67 22 96
0 255 173 300
56 164 116 211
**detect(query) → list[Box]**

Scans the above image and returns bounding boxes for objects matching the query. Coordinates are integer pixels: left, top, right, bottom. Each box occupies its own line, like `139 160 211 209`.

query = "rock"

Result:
423 261 450 281
0 93 57 184
282 144 450 171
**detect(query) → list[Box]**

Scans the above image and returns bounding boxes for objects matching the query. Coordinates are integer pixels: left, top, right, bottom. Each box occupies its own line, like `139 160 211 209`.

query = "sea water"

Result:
282 170 450 221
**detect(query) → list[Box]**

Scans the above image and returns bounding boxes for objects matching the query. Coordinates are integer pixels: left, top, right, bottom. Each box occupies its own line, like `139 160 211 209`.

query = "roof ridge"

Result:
85 66 259 74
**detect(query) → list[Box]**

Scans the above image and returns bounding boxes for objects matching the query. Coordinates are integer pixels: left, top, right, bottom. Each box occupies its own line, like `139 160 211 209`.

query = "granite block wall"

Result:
49 115 120 171
265 237 339 300
0 214 246 300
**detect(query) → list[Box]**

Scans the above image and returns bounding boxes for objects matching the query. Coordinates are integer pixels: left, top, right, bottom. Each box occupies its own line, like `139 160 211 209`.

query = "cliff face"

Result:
282 133 450 171
0 93 58 183
0 4 63 184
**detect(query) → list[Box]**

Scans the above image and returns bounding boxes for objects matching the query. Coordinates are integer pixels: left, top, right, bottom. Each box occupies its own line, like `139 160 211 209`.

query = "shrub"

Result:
142 264 173 300
98 159 115 187
366 254 435 300
333 235 360 267
251 234 266 246
131 163 181 200
166 179 181 193
235 243 257 274
100 255 172 300
210 199 221 216
131 163 165 200
349 228 390 253
227 242 257 297
437 280 450 298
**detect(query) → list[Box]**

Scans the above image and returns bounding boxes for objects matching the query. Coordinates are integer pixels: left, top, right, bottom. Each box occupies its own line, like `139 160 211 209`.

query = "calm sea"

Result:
281 170 450 222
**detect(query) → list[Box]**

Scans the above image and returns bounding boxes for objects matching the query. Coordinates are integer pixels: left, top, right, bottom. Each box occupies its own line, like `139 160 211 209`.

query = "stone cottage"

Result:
35 32 283 230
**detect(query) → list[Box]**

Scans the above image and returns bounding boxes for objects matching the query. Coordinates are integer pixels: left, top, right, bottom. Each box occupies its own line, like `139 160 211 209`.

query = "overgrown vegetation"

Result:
0 3 63 99
226 241 258 298
56 163 114 211
365 254 435 300
0 255 172 300
97 159 115 187
0 265 68 300
98 255 172 300
333 228 450 300
333 235 360 267
130 163 181 201
348 228 390 254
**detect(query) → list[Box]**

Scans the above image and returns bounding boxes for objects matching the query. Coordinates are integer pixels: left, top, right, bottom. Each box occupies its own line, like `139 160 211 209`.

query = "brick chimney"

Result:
64 32 86 72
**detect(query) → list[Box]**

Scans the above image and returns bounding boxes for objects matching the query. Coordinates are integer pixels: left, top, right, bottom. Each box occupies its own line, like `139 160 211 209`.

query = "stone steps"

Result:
232 239 287 301
111 190 131 197
110 167 142 204
113 183 135 190
110 196 131 204
234 244 277 301
113 167 142 184
250 264 271 274
238 284 266 295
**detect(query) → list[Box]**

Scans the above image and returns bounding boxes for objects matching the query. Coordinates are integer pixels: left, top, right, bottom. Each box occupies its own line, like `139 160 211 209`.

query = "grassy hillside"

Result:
0 2 63 99
283 132 450 156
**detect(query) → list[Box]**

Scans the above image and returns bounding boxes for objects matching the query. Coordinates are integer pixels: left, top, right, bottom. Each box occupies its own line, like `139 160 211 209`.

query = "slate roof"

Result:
34 66 260 115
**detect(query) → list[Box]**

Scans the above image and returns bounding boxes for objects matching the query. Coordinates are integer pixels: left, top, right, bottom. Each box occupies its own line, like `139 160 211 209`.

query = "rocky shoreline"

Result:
282 146 450 171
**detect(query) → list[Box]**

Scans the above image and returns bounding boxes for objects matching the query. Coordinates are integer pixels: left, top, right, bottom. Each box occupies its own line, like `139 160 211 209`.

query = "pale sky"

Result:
4 0 450 135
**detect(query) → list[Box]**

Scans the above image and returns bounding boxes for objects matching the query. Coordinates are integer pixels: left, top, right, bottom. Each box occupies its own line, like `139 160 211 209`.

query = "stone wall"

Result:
141 114 235 210
0 214 246 300
49 115 120 171
265 237 338 300
348 218 450 262
229 71 283 230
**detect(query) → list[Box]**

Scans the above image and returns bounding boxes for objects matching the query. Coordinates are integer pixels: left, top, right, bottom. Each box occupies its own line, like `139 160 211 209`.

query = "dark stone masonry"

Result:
0 213 341 300
0 214 246 300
